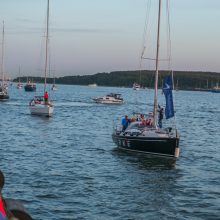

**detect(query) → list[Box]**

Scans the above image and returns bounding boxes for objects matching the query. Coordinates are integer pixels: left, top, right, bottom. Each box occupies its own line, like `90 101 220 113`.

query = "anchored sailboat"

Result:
0 21 9 100
51 77 58 91
29 0 54 116
112 0 180 159
16 66 23 89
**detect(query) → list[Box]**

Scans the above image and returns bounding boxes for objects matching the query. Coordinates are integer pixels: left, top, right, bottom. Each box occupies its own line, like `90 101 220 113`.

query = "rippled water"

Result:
0 84 220 219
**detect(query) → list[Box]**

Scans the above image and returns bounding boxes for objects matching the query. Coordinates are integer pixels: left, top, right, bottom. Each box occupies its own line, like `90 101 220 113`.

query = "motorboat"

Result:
93 93 123 104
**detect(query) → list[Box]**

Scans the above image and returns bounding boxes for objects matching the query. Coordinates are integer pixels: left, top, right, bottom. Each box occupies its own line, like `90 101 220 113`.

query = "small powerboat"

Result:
93 93 124 104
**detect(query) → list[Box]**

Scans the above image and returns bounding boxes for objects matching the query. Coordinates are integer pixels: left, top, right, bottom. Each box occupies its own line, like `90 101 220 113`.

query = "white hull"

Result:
88 83 97 87
133 87 140 91
17 85 23 89
94 99 123 104
93 93 124 104
30 103 54 117
93 97 123 104
51 85 58 91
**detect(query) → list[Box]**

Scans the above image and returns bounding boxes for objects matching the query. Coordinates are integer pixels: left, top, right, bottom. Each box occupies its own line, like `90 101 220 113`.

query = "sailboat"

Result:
51 77 58 91
29 0 54 117
24 78 36 91
16 66 23 89
112 0 180 159
211 83 220 93
0 21 9 100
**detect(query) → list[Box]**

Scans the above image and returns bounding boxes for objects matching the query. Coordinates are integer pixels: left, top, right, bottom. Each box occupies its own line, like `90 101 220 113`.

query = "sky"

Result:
0 0 220 78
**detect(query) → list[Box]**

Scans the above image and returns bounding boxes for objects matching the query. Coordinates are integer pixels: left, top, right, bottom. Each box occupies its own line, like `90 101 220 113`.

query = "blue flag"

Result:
163 76 174 119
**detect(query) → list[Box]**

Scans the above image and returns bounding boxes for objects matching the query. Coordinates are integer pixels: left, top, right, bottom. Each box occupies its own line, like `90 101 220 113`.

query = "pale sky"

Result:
0 0 220 78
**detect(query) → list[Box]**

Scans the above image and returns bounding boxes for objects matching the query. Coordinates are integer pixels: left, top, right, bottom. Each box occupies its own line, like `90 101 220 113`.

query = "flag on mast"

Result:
163 76 174 119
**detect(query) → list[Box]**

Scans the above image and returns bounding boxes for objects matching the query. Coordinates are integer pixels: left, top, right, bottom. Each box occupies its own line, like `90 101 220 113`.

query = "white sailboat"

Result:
51 77 58 91
0 21 9 100
16 66 23 89
29 0 54 116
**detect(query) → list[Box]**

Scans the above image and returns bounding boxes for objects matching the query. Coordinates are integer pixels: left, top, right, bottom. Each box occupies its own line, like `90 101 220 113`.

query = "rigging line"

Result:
142 57 170 61
138 0 152 86
139 0 152 59
133 0 152 111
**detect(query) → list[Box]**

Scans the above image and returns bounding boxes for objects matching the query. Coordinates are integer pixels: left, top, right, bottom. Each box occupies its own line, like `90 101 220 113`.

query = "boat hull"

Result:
30 104 54 117
24 85 36 92
0 94 9 100
94 99 123 104
211 90 220 93
0 92 9 100
112 133 179 158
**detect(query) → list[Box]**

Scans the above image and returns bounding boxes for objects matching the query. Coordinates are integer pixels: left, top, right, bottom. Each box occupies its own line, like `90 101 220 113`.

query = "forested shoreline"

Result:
13 70 220 90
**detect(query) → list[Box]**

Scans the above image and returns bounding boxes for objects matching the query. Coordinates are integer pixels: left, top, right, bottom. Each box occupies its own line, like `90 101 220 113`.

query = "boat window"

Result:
127 122 145 130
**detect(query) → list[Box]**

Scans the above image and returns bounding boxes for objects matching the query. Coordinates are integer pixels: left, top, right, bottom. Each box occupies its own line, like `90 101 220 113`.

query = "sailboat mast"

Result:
44 0 49 93
1 21 5 86
153 0 162 127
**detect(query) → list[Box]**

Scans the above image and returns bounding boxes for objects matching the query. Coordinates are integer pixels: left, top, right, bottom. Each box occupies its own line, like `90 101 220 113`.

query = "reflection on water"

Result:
112 149 176 169
0 84 219 219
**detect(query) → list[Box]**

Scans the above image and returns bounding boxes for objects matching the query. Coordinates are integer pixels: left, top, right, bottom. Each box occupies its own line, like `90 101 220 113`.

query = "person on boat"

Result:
145 118 153 126
44 91 49 104
140 114 146 125
130 115 136 122
122 115 130 131
158 106 164 128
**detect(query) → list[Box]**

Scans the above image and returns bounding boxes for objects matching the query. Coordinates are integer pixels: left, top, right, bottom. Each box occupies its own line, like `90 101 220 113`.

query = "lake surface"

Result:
0 84 220 219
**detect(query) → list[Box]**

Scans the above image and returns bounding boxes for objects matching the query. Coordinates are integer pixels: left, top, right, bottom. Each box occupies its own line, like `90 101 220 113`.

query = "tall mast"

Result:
1 21 5 86
153 0 162 127
44 0 49 93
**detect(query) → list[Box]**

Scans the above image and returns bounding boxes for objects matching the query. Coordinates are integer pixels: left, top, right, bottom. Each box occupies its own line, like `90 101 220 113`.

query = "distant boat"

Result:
133 82 141 90
24 80 36 92
51 84 58 91
0 21 9 100
112 0 180 159
51 76 58 91
93 93 124 104
16 67 23 89
51 71 58 91
88 83 97 87
29 0 54 117
17 82 23 89
211 83 220 93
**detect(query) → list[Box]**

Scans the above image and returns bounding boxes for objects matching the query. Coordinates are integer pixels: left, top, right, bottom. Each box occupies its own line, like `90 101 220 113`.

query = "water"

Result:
0 84 220 220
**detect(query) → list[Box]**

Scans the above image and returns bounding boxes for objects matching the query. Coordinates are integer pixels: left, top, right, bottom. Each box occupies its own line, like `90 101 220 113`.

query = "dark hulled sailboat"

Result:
112 0 180 159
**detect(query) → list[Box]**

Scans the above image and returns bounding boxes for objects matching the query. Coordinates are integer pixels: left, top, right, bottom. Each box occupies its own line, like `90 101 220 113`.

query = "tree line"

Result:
14 70 220 90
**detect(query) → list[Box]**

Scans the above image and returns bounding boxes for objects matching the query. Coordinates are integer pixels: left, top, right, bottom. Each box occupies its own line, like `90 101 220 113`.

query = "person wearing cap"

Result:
121 115 129 131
